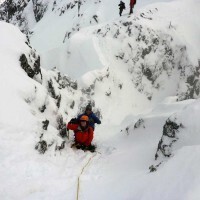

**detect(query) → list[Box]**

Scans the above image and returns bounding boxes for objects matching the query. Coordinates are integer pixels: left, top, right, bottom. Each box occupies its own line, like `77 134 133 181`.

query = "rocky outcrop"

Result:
155 119 182 160
19 51 42 80
0 0 30 33
0 0 100 36
18 40 101 154
94 17 199 101
149 117 183 172
178 61 200 101
0 0 48 33
32 0 48 22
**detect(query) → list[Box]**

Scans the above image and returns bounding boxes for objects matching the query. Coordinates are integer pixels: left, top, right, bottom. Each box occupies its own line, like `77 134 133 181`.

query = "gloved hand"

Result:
74 143 85 150
69 118 78 124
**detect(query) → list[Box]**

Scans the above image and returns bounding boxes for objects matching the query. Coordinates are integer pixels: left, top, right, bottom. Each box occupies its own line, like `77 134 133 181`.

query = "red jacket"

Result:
67 123 94 146
130 0 136 7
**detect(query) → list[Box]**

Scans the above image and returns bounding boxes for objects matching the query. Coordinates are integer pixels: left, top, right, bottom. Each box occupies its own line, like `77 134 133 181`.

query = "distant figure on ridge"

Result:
78 0 81 17
118 1 126 16
130 0 136 15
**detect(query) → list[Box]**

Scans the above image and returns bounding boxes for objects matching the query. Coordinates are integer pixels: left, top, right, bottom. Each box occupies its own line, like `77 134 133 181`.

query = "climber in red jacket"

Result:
67 115 95 152
130 0 136 14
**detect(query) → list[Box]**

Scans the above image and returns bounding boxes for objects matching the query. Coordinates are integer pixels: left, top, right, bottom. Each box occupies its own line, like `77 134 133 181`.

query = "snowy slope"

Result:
28 0 200 103
0 21 98 199
28 0 200 73
1 0 199 102
0 0 200 200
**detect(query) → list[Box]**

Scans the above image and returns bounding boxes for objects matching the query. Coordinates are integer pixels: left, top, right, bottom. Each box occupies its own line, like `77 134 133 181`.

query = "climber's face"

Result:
80 120 87 127
86 110 92 115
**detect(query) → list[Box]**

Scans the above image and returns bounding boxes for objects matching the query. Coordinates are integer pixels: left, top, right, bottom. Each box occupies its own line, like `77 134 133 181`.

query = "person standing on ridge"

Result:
130 0 136 15
118 1 126 17
77 104 101 130
78 0 81 17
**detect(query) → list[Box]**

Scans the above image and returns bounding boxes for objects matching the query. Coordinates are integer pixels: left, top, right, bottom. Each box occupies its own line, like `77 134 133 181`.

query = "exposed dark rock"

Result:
55 141 65 151
33 56 42 78
114 29 120 38
95 19 196 101
147 96 152 101
56 94 61 108
39 104 46 113
155 119 182 160
141 46 152 59
149 118 183 172
53 71 78 90
70 100 75 109
93 15 98 23
48 79 57 99
152 37 159 45
19 52 42 80
118 83 123 89
122 21 132 26
70 80 78 90
42 119 49 130
149 162 162 172
125 127 129 135
35 140 47 154
140 13 152 20
105 90 111 96
179 65 200 100
19 54 35 78
134 119 145 129
82 83 95 96
57 115 66 138
142 65 153 82
0 0 30 33
32 0 48 22
0 0 49 33
116 52 124 60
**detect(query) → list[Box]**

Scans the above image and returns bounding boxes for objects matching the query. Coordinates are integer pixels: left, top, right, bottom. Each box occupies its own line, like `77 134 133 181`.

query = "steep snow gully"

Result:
0 0 200 199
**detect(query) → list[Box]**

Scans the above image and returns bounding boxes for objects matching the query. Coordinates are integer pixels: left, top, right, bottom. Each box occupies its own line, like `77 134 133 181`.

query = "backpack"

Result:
122 2 125 9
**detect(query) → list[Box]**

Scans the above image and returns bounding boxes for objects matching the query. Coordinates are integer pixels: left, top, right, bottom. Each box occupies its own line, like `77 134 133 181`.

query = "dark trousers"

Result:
119 9 123 16
129 6 134 14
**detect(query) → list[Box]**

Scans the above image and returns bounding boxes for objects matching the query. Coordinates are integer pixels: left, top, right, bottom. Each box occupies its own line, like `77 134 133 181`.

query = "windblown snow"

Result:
0 0 200 199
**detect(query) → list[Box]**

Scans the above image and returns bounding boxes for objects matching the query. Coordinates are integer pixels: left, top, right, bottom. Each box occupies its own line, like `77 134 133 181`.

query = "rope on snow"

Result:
76 152 100 200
